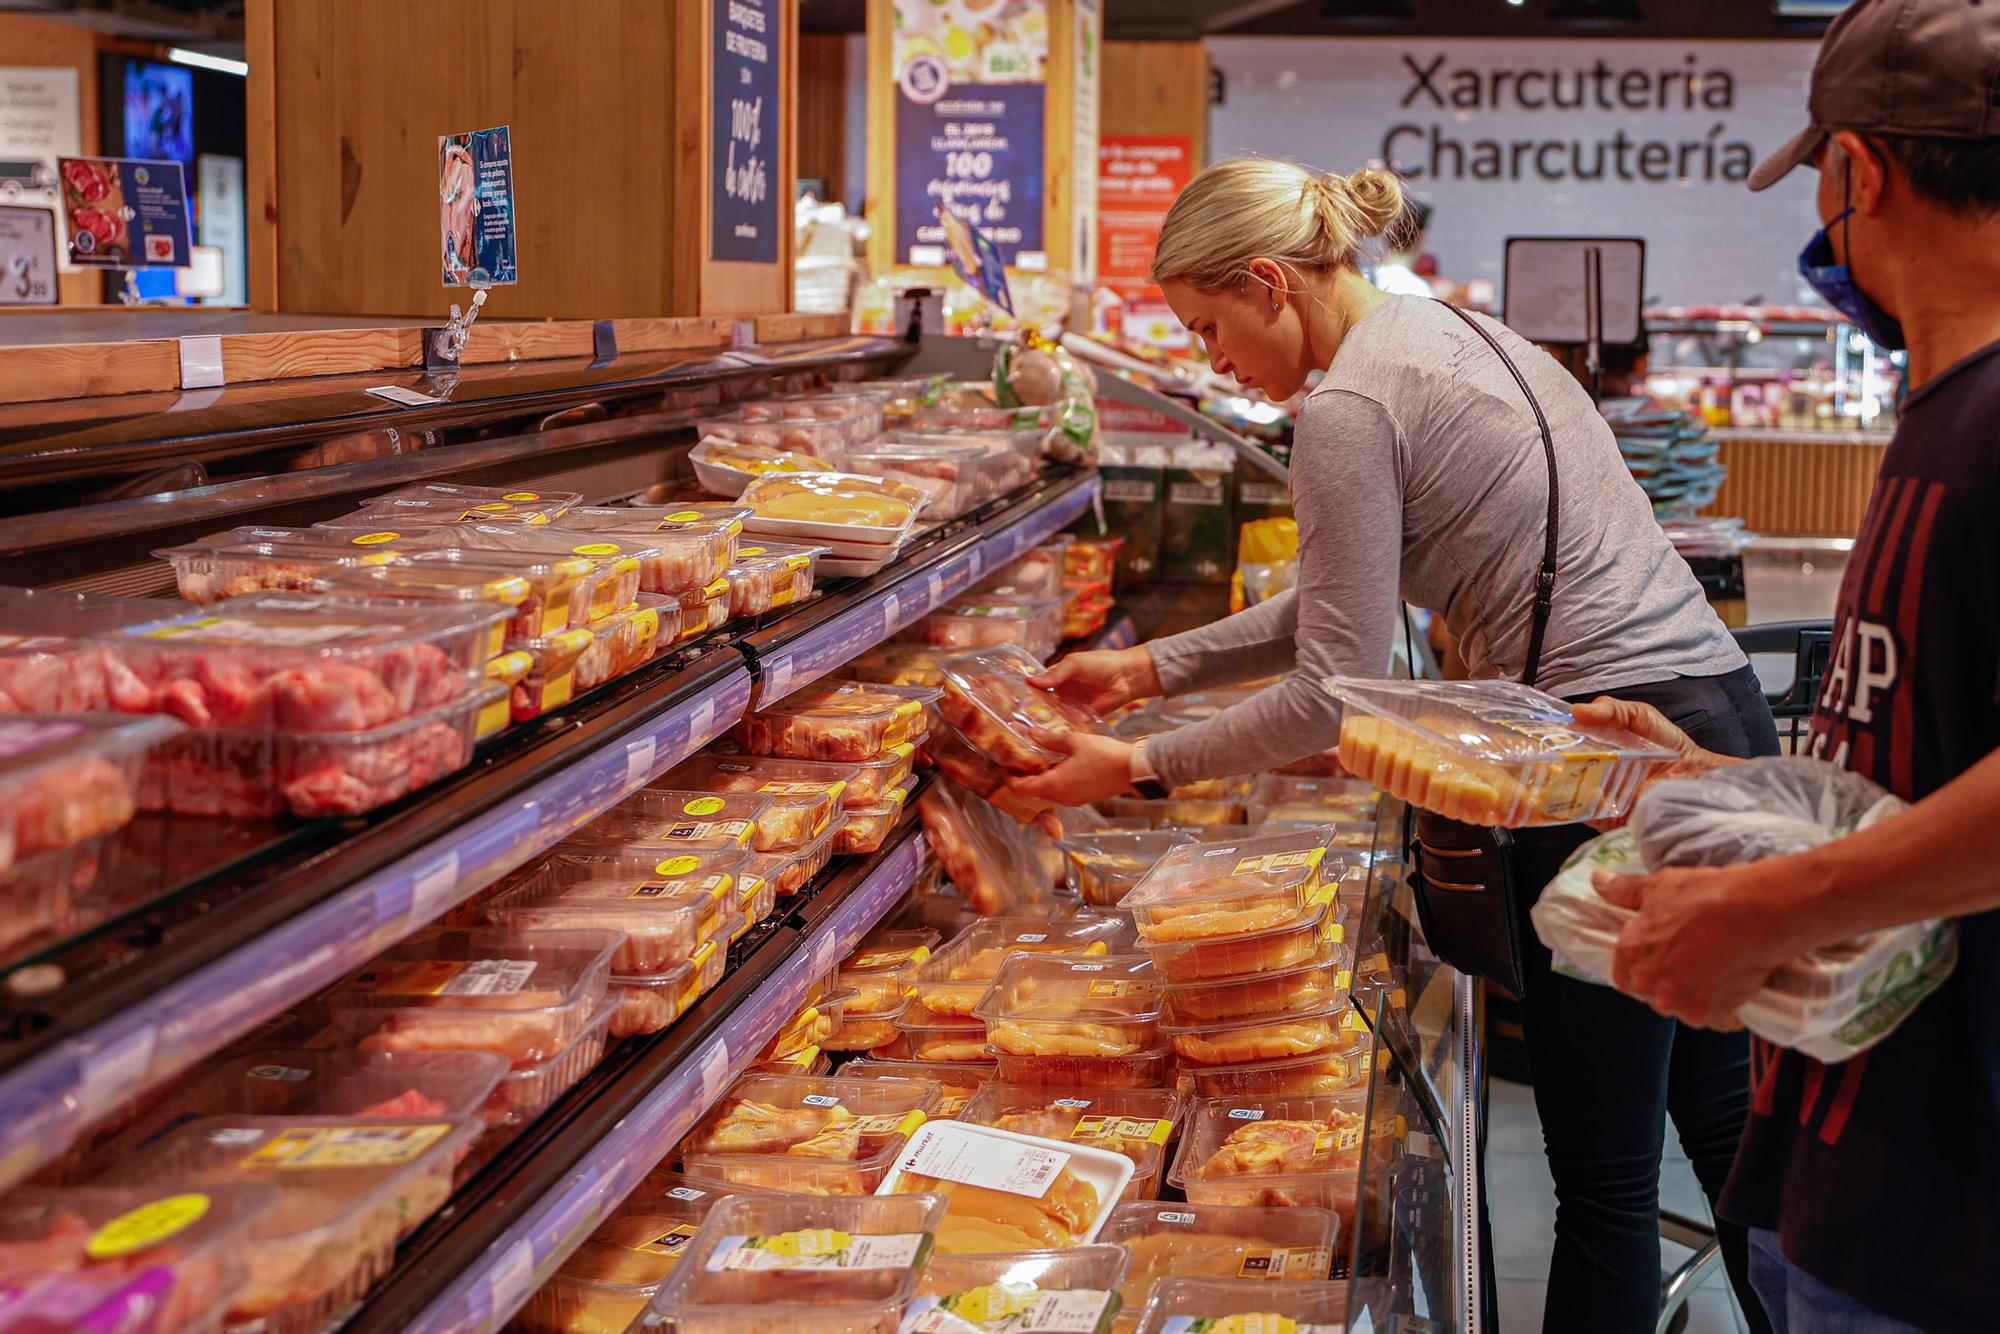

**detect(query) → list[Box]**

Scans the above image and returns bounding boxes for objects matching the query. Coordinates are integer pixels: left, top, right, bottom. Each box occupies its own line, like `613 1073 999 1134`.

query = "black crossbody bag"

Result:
1405 303 1562 998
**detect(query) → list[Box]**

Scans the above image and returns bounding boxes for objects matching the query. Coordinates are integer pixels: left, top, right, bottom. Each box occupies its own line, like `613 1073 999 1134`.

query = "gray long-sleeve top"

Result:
1144 296 1745 789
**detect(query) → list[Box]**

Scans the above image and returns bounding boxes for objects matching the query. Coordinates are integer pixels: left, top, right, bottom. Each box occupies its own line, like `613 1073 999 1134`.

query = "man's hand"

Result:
1573 695 1742 830
1033 647 1162 715
1592 861 1804 1029
1006 731 1138 808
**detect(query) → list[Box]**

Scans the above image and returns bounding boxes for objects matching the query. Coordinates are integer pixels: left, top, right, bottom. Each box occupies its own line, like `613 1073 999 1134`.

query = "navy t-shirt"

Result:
1718 338 2000 1332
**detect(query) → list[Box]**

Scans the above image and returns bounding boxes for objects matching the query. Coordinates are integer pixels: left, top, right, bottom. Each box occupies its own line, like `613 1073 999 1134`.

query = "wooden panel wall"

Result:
248 0 794 319
1703 434 1887 538
796 33 847 199
0 12 103 306
1100 41 1208 159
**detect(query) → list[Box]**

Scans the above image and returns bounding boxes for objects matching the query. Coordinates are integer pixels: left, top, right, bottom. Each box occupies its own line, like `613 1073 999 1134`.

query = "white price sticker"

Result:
366 384 444 407
408 850 462 925
1227 1107 1266 1121
698 1040 732 1102
898 1124 1070 1199
486 1238 537 1317
625 735 657 787
77 1026 158 1124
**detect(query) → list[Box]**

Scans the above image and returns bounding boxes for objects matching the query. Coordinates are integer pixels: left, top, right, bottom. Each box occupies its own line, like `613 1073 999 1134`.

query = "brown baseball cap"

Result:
1750 0 2000 190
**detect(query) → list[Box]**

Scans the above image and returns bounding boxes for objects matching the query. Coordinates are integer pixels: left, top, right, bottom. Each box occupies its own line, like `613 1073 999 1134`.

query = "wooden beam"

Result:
0 342 179 405
244 0 280 310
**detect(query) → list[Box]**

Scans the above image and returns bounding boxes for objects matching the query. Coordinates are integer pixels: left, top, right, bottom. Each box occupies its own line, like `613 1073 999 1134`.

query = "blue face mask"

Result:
1797 165 1905 350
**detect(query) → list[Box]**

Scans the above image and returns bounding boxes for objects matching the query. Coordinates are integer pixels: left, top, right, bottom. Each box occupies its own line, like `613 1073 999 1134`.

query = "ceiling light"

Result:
167 48 248 77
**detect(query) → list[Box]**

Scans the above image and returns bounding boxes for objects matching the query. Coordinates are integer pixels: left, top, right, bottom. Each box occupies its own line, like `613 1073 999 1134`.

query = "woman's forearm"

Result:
1145 588 1300 694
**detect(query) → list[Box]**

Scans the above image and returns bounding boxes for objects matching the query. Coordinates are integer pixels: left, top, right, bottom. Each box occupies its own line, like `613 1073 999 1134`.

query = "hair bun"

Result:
1341 168 1405 239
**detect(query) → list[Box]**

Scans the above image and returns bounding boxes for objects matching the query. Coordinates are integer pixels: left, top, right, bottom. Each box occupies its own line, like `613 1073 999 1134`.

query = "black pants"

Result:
1510 663 1779 1334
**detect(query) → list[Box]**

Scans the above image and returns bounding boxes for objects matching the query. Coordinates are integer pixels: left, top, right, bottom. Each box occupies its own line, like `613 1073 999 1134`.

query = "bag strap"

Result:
1436 300 1561 688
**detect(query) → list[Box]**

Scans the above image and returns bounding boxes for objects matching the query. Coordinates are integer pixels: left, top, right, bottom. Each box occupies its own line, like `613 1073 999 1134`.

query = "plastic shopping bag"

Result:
1530 758 1957 1063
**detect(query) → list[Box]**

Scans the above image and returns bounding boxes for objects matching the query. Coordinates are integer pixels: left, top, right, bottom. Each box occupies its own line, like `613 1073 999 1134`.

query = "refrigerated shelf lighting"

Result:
167 48 249 77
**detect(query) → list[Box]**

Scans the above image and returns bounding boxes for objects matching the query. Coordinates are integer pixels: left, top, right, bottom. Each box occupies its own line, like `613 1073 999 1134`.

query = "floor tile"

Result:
1488 1150 1558 1281
1497 1278 1547 1333
1488 1076 1543 1154
1681 1288 1749 1334
1660 1157 1715 1226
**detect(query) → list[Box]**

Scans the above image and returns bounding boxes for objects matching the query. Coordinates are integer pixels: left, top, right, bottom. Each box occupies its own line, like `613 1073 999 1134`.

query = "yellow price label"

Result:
656 854 702 876
350 531 400 545
683 796 726 817
573 542 622 557
502 491 541 502
665 509 704 523
85 1193 211 1259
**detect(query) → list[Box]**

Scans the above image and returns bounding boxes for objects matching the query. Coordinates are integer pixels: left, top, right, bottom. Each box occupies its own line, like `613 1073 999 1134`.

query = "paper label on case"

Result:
356 958 537 996
662 818 754 844
635 1222 701 1256
899 1127 1070 1199
665 1185 709 1201
1226 1108 1266 1121
707 1229 927 1272
801 1094 842 1107
85 1193 211 1260
1231 847 1326 877
244 1122 452 1168
132 615 387 647
1072 1114 1173 1147
1237 1246 1333 1280
1158 1317 1342 1334
850 946 929 972
902 1286 1117 1333
758 779 840 798
852 1110 928 1138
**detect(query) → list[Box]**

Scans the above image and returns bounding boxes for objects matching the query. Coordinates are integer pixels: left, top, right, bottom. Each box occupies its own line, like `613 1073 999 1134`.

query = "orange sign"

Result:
1097 134 1192 299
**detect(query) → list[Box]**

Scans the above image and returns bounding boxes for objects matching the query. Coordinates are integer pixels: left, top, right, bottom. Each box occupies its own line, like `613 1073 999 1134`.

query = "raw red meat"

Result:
356 1089 449 1118
108 643 460 732
147 714 473 819
60 159 109 202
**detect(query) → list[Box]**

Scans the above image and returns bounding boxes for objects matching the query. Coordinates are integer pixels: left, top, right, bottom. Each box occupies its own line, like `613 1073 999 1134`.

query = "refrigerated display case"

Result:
1643 306 1902 437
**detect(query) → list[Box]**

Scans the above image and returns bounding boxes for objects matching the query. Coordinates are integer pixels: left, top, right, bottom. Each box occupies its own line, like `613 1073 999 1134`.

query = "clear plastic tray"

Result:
1063 539 1121 587
920 722 1056 829
724 541 827 618
1138 905 1346 985
886 1002 994 1064
937 642 1106 774
833 785 909 855
837 928 939 1012
574 594 675 692
678 1072 940 1196
487 996 618 1128
1099 1201 1340 1330
1131 1276 1352 1334
986 1047 1173 1092
665 753 856 851
738 473 926 545
677 576 731 641
1325 677 1676 826
516 1210 697 1334
641 1192 943 1333
764 391 888 441
974 954 1165 1060
908 1246 1130 1331
434 525 659 628
482 867 735 977
0 714 180 881
839 441 987 520
1057 831 1199 909
382 546 594 640
142 678 503 819
552 506 746 594
607 935 729 1037
878 1119 1133 1252
838 741 917 806
100 593 494 731
910 403 1055 434
347 482 580 525
693 408 858 461
98 1049 508 1159
690 436 839 497
1160 997 1357 1068
737 682 938 763
619 1166 782 1224
1119 830 1351 946
324 926 620 1068
511 844 753 895
913 916 1127 1019
836 1058 991 1119
746 825 838 898
507 627 595 722
157 536 418 605
958 1085 1185 1204
820 997 910 1053
910 595 1063 663
100 1114 481 1332
1168 1090 1396 1238
0 587 164 714
840 641 948 689
1182 1040 1374 1098
1161 951 1353 1026
580 787 774 852
983 538 1071 601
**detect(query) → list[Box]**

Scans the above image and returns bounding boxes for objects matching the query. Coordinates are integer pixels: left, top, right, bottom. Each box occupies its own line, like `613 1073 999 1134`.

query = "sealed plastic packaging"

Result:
677 1072 940 1196
1057 831 1198 909
1131 1276 1353 1334
820 997 910 1053
1245 773 1381 822
578 788 772 852
487 996 618 1129
550 506 746 594
921 723 1057 828
958 1085 1185 1203
723 541 827 618
983 538 1071 600
765 391 888 440
1168 1091 1399 1238
913 916 1128 1019
0 586 166 713
918 779 1066 917
158 536 418 605
837 929 939 1012
746 826 838 897
1098 1200 1340 1329
516 1210 701 1334
347 482 581 526
837 1059 990 1119
664 753 855 851
1183 1041 1373 1098
386 547 595 640
639 1192 943 1334
0 1182 275 1334
1162 953 1354 1026
840 641 947 690
912 403 1056 433
737 682 937 762
0 714 181 883
677 576 731 641
324 927 620 1068
886 1003 993 1064
690 437 838 498
833 786 909 855
482 868 736 976
574 594 675 690
434 525 658 628
987 1047 1173 1092
509 627 595 722
879 1119 1133 1252
1161 997 1356 1067
1325 678 1676 827
1063 539 1121 587
937 642 1107 774
840 741 917 806
1138 906 1346 985
974 954 1165 1061
839 441 987 520
908 1246 1130 1332
737 473 926 547
607 935 730 1037
693 406 865 460
1119 831 1350 944
1102 796 1247 829
101 1114 481 1332
910 595 1063 662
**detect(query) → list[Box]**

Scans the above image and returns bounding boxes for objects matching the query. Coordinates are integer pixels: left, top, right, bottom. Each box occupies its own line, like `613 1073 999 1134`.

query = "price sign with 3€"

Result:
0 205 59 304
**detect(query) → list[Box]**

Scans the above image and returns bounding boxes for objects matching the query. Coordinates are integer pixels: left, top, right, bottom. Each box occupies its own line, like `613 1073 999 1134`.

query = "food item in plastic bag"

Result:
937 642 1107 776
1326 678 1676 827
1098 1201 1339 1329
921 722 1059 829
738 682 936 763
994 338 1099 465
1532 765 1956 1063
678 1072 938 1196
880 1119 1130 1253
639 1192 942 1334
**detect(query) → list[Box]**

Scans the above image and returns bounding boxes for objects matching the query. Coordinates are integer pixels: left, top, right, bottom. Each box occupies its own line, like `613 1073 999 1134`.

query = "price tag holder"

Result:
0 206 60 306
367 385 445 408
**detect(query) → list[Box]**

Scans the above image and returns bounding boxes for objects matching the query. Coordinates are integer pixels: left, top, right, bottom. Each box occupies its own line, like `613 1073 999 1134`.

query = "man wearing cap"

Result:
1574 0 2000 1330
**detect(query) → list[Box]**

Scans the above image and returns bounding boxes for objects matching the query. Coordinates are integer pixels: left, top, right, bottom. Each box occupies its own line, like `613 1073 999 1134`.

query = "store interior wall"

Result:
0 10 104 307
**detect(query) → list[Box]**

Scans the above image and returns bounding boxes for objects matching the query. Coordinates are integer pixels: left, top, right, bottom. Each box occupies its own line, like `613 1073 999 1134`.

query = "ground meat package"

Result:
1530 757 1956 1062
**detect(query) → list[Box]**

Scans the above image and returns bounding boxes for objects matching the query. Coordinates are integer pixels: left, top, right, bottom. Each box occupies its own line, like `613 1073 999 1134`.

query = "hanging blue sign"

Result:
438 125 517 287
894 81 1044 269
711 0 779 264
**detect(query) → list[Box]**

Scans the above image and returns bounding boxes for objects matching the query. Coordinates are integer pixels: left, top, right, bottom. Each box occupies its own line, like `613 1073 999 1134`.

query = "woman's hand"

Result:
1572 695 1740 830
1006 731 1138 808
1032 647 1162 715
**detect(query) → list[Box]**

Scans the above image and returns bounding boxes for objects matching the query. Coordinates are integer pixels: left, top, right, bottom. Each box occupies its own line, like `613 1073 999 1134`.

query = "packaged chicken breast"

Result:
878 1119 1132 1253
838 741 918 806
573 594 675 692
917 781 1067 918
678 1072 940 1196
345 482 581 526
837 1059 990 1120
1161 997 1358 1069
100 1114 480 1332
913 916 1127 1019
439 525 662 628
737 682 937 763
548 504 748 589
665 753 856 851
1056 831 1198 909
380 546 595 641
834 785 910 855
508 627 595 722
690 437 839 498
1182 1040 1374 1099
485 996 618 1134
885 1002 993 1065
745 825 839 898
836 929 938 1013
1168 1091 1403 1241
607 934 730 1038
576 788 772 853
738 474 926 546
1160 953 1354 1027
958 1085 1184 1203
640 1192 943 1334
764 391 888 442
692 409 857 463
906 1246 1130 1333
1325 677 1676 827
482 869 735 977
920 722 1057 828
516 1210 700 1334
973 955 1165 1063
1102 796 1247 830
936 642 1107 775
724 541 828 619
839 441 988 520
158 535 420 606
1097 1200 1340 1331
840 641 948 690
324 927 620 1069
677 576 732 641
1131 1277 1353 1334
1119 830 1348 941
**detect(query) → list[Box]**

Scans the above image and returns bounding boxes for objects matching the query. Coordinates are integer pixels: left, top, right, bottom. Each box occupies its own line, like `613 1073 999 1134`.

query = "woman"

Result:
1015 157 1778 1334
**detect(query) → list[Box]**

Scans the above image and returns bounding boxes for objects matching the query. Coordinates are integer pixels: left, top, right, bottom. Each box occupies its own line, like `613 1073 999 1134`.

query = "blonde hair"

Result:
1151 157 1405 292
